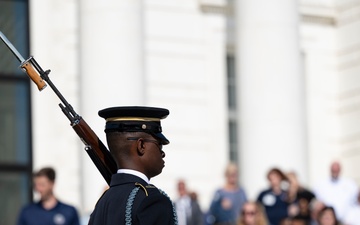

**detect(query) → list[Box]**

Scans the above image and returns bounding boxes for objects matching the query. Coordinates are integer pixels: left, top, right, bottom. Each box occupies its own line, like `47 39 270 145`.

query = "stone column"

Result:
235 0 307 198
78 0 144 212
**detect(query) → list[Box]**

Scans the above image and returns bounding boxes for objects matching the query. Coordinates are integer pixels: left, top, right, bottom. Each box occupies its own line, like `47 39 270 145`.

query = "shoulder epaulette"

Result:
135 182 149 196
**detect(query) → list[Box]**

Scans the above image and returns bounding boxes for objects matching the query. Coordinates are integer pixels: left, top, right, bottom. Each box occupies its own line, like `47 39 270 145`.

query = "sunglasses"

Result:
242 211 256 216
127 137 163 150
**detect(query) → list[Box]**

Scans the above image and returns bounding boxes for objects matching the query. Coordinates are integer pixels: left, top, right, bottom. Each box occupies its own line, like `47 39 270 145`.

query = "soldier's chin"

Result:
160 166 164 173
151 168 164 178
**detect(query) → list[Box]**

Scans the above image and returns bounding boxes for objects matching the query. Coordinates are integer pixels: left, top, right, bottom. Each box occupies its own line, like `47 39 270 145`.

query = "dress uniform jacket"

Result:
88 173 176 225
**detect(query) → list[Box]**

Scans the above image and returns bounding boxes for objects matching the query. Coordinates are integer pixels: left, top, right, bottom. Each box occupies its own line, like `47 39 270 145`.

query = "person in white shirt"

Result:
174 179 204 225
343 190 360 225
314 161 359 222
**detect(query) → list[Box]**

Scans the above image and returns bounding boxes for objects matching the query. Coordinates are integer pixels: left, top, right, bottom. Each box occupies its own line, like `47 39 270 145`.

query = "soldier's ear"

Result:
136 139 145 156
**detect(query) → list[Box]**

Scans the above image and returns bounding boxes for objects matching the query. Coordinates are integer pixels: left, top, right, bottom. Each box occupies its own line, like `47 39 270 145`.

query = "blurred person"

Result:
343 189 360 225
289 216 307 225
309 199 326 225
293 192 316 224
287 171 315 224
174 179 204 225
16 167 80 225
257 167 289 225
317 206 341 225
237 201 269 225
314 161 358 221
287 171 315 204
207 163 247 225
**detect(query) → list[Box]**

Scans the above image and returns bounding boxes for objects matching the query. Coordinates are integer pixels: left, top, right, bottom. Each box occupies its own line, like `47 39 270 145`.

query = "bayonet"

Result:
0 31 26 62
0 31 47 91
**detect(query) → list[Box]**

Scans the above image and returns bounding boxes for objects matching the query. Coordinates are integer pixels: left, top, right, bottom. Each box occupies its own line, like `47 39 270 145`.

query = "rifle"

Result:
0 31 117 185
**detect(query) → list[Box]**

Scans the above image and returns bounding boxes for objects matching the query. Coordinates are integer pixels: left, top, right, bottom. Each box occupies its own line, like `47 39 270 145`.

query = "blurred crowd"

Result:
174 161 360 225
17 161 359 225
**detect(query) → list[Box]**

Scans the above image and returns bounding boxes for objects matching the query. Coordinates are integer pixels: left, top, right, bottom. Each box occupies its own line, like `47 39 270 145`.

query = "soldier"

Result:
88 106 177 225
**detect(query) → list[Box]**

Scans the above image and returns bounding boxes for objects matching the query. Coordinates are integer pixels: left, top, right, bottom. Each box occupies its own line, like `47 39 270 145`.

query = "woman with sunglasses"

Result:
238 201 269 225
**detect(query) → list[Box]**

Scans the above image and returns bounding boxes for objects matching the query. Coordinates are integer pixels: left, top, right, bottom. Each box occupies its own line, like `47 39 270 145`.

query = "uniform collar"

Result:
117 169 150 184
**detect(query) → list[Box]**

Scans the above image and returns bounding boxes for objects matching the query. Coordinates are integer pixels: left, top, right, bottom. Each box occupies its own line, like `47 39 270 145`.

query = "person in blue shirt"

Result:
17 167 80 225
257 168 289 225
207 163 247 225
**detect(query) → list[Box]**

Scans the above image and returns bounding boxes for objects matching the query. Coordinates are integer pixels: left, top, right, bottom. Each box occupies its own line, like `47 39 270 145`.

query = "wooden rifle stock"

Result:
72 118 117 184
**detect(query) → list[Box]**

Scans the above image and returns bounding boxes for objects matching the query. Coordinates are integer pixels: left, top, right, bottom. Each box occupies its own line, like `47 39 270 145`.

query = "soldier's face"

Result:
142 138 165 178
34 176 54 200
